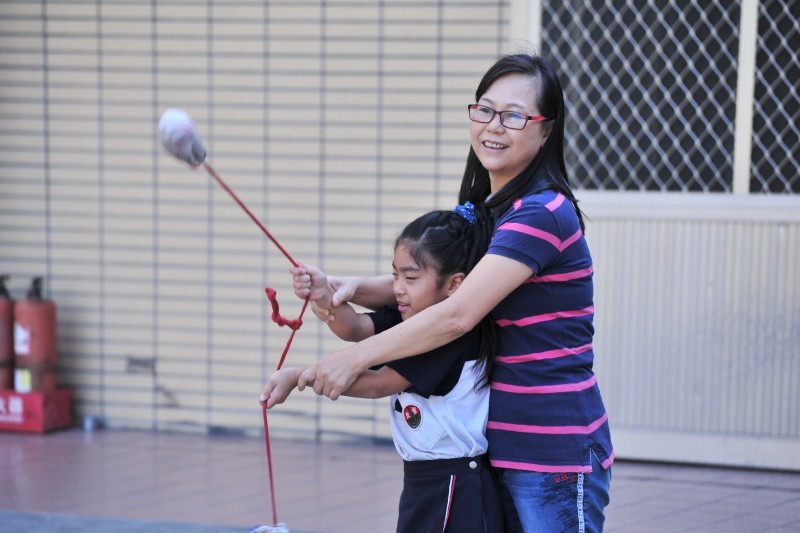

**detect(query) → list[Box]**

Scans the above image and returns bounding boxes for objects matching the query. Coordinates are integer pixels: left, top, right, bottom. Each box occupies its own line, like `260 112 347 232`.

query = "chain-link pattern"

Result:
751 0 800 193
542 1 741 192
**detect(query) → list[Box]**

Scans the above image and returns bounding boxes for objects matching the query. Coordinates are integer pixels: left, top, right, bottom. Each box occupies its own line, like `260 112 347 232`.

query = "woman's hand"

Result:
259 367 303 408
310 300 335 324
327 276 358 307
298 348 364 401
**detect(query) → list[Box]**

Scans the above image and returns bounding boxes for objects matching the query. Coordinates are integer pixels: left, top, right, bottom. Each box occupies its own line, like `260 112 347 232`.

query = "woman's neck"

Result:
489 174 514 196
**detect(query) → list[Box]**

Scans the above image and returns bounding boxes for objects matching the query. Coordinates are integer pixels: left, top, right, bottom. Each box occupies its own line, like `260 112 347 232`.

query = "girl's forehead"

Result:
393 244 437 274
393 244 418 267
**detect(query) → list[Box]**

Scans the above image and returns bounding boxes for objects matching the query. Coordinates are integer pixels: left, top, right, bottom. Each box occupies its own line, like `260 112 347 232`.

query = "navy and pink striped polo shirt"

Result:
486 189 614 473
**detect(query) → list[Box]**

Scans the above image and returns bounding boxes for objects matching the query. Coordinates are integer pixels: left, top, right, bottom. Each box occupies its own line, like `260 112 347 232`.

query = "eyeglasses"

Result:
467 104 551 130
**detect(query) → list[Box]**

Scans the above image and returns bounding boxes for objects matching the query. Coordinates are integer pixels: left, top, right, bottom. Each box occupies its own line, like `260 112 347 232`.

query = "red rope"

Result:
262 403 279 525
199 160 306 527
261 292 308 526
202 161 298 268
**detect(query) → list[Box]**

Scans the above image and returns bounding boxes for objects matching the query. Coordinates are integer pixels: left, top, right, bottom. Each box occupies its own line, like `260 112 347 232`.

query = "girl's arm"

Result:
340 273 395 309
288 262 379 340
343 366 410 399
261 365 409 407
299 254 533 400
317 299 376 342
260 367 304 408
292 263 394 310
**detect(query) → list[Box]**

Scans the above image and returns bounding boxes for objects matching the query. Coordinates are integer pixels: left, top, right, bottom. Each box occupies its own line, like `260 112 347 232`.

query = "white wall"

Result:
583 192 800 470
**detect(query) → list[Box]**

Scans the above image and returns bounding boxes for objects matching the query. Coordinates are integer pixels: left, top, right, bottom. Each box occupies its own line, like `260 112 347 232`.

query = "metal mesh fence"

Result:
541 0 798 194
752 0 800 194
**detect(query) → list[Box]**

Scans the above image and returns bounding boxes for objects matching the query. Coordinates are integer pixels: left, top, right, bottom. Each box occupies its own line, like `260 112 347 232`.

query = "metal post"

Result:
732 0 760 194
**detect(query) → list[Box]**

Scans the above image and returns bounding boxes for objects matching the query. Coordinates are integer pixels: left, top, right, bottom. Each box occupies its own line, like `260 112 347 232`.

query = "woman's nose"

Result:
486 112 505 132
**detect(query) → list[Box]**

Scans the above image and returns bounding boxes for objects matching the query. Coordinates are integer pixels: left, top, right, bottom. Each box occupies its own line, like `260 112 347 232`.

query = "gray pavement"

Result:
1 428 799 532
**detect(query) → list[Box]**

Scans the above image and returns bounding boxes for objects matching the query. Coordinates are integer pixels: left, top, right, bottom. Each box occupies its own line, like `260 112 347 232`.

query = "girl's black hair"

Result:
458 53 586 242
395 209 497 387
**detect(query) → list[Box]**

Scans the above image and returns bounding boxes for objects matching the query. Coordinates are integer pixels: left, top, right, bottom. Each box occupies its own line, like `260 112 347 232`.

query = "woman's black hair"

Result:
395 209 497 387
458 53 586 239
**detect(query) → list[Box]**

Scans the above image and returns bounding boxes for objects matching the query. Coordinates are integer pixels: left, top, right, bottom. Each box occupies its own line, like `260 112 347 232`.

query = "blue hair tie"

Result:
453 201 476 224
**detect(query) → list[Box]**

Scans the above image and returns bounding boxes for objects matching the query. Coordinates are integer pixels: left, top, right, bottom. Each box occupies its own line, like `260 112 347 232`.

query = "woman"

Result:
293 54 613 532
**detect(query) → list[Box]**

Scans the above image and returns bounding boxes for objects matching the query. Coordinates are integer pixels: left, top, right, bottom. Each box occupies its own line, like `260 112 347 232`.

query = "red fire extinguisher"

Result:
0 275 14 390
14 276 58 393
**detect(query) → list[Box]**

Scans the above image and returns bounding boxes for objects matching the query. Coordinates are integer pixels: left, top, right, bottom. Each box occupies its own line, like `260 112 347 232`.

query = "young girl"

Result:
260 206 504 533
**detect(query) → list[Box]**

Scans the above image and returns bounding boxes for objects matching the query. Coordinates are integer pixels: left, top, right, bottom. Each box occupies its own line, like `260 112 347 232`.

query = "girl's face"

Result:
470 73 551 194
392 244 454 320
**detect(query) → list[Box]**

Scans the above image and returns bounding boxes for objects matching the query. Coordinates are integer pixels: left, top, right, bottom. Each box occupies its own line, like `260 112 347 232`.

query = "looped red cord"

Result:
265 287 303 330
261 292 309 526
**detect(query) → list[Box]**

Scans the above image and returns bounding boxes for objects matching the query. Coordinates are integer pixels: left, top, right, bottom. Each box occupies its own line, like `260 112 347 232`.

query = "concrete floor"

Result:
1 428 799 532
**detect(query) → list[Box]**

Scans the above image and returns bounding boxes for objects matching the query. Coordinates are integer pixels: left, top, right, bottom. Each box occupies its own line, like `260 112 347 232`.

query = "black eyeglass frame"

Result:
467 104 551 130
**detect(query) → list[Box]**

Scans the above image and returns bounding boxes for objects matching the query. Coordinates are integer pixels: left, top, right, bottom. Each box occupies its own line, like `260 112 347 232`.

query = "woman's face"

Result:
470 73 550 194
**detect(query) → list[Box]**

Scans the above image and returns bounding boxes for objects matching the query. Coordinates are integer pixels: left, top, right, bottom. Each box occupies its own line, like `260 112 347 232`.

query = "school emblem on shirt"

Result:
403 404 422 429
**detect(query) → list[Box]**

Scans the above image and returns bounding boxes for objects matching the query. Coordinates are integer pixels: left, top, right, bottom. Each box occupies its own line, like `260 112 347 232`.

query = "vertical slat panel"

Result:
591 215 800 437
585 198 800 469
0 0 509 441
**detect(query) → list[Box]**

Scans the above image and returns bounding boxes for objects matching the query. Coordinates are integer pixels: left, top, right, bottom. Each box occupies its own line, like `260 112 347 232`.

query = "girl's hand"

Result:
290 263 360 308
259 367 303 408
290 263 331 302
298 348 363 401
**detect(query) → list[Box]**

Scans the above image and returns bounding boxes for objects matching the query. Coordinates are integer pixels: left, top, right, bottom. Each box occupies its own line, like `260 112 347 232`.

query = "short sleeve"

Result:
488 199 563 275
368 306 403 334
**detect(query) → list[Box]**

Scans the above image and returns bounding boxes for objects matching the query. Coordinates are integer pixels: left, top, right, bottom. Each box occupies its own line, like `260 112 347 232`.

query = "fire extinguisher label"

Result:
14 368 31 394
14 323 31 355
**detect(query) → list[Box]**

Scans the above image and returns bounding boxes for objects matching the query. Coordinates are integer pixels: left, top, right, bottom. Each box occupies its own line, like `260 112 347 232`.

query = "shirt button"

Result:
469 461 478 469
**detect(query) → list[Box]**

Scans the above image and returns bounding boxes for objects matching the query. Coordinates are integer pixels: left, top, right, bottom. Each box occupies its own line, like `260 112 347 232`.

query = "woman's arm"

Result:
299 254 533 399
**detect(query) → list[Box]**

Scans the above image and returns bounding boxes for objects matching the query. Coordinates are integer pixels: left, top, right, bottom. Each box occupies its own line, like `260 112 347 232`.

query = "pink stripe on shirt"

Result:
492 375 597 394
496 343 593 363
497 222 561 249
496 220 582 252
601 451 615 469
526 266 594 283
487 412 608 435
560 228 583 250
545 193 565 211
496 306 594 327
490 459 594 473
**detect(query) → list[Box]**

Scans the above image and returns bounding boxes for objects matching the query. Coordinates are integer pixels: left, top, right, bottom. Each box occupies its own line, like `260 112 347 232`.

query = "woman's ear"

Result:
446 273 466 296
541 123 553 147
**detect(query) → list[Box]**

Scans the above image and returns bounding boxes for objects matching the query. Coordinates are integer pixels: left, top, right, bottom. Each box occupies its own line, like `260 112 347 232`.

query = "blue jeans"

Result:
496 452 611 532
